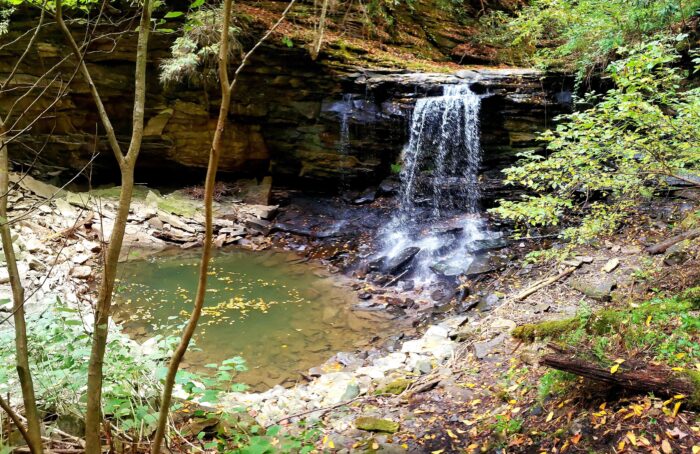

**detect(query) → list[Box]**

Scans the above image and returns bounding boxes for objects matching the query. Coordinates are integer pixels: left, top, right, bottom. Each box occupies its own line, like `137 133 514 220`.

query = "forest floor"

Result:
4 174 700 453
304 192 700 453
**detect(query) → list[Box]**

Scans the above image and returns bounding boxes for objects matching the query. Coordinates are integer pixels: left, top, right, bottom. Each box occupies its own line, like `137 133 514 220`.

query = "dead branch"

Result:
646 227 700 255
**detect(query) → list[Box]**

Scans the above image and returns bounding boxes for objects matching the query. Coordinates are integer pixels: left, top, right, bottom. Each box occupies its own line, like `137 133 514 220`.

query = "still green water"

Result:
114 248 391 390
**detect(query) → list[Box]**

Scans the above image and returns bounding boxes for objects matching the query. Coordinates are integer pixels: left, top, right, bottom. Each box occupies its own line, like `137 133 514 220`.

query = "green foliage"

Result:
160 6 244 86
0 300 314 450
0 301 169 436
538 370 576 402
478 0 700 74
491 39 700 243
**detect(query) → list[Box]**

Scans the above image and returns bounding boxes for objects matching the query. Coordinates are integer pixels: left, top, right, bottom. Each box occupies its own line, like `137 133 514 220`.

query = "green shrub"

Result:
491 39 700 243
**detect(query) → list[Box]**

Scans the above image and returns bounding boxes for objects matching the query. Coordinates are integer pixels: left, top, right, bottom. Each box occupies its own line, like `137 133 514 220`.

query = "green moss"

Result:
684 370 700 408
374 378 413 395
512 318 582 341
355 417 400 433
146 190 198 218
513 292 700 342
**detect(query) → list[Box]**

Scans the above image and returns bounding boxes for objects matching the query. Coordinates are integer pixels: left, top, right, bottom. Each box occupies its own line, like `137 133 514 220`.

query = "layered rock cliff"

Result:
1 2 570 196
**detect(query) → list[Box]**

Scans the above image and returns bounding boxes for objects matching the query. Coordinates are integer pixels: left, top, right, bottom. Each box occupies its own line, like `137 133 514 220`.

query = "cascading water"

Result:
378 84 495 285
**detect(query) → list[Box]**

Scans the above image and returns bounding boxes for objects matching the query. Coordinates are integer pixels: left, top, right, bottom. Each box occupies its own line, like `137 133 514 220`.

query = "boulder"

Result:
570 276 616 301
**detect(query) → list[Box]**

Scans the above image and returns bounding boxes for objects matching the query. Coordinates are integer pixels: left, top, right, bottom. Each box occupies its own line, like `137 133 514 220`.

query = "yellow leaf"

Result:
372 443 379 450
674 394 686 400
618 441 626 451
546 411 554 422
431 450 444 454
447 429 458 439
610 363 620 374
599 402 607 410
676 353 686 360
672 401 682 417
328 440 335 449
627 432 637 446
692 446 700 454
661 439 672 454
646 315 652 326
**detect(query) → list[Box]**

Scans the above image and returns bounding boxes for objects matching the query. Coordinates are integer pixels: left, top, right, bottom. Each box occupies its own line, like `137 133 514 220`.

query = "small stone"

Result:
577 256 594 263
375 378 412 395
570 276 616 301
340 383 360 401
415 360 432 375
70 266 92 279
602 258 620 273
355 417 400 433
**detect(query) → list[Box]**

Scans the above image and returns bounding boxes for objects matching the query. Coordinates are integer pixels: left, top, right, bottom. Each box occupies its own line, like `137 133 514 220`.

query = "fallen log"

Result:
541 344 700 407
513 265 578 301
646 227 700 254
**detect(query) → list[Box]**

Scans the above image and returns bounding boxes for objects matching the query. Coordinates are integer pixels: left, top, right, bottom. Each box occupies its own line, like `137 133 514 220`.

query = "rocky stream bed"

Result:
5 169 700 452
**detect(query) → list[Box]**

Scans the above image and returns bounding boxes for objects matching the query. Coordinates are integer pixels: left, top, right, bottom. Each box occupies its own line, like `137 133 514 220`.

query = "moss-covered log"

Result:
541 346 700 408
512 289 700 342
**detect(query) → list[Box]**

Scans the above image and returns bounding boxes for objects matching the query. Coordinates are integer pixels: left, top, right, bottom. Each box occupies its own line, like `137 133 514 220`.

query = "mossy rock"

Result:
512 291 700 342
146 190 198 218
374 378 413 395
355 417 400 433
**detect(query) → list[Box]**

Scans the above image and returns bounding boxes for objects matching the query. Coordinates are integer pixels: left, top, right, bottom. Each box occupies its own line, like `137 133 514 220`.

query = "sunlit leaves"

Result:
491 40 700 243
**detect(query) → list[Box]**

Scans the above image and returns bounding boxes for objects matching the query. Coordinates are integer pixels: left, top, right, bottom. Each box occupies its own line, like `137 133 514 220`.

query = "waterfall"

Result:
378 84 491 284
399 84 482 218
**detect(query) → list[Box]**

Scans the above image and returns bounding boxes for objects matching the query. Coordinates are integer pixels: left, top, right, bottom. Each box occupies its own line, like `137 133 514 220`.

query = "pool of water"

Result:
114 248 393 391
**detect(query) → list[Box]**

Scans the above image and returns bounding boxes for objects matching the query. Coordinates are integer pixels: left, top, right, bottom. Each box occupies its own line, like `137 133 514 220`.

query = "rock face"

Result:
1 13 572 195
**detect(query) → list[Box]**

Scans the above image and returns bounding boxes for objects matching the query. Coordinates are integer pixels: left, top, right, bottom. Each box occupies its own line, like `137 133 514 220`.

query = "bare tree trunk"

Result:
150 0 232 447
310 0 329 60
0 131 44 454
54 1 152 451
151 1 297 450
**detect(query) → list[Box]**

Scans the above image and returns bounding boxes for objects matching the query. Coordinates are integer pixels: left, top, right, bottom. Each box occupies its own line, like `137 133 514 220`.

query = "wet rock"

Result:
353 188 377 205
429 261 463 277
245 218 271 234
355 417 399 433
377 178 399 196
464 254 495 277
469 237 508 253
570 276 616 301
367 257 385 272
382 247 420 275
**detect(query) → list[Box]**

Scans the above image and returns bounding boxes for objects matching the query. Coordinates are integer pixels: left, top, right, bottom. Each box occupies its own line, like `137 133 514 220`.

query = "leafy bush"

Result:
0 301 169 435
491 39 700 243
478 0 700 75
